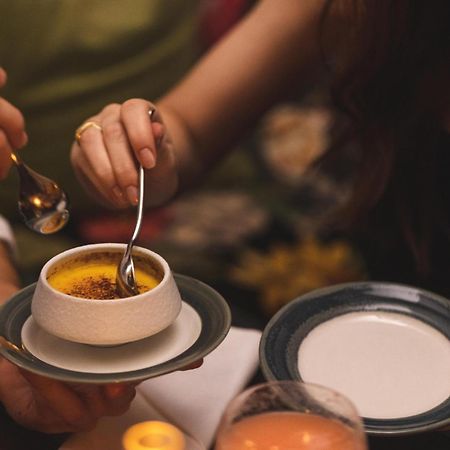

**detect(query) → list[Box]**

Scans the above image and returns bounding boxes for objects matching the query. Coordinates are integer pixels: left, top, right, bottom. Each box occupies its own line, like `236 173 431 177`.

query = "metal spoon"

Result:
116 164 145 297
0 335 29 356
11 151 69 234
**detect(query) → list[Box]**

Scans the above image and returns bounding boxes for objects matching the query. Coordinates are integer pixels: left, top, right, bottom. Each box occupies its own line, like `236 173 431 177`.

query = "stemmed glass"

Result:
215 381 368 450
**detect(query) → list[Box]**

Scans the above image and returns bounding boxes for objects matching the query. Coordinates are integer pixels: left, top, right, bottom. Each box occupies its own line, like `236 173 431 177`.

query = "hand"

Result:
71 99 179 209
0 357 137 433
0 68 28 180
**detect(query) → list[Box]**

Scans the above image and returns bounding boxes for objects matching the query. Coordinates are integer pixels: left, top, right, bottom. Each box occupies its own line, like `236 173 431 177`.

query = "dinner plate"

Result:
259 281 450 436
0 274 231 384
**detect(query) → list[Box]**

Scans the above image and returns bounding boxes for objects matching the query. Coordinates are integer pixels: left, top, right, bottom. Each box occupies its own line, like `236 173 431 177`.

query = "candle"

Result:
122 421 185 450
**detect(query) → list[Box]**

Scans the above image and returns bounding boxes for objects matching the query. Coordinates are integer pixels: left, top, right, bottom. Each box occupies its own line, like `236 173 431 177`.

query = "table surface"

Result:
1 385 449 450
1 302 449 450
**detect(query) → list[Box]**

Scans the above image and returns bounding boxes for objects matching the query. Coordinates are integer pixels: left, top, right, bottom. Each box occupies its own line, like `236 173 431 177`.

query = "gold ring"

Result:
75 121 102 145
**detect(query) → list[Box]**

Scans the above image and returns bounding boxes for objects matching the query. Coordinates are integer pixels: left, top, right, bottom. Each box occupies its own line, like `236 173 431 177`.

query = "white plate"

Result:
0 274 231 383
22 302 201 374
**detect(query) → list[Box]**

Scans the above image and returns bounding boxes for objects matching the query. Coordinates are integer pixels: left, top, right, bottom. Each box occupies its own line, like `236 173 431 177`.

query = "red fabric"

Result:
199 0 252 47
77 207 174 244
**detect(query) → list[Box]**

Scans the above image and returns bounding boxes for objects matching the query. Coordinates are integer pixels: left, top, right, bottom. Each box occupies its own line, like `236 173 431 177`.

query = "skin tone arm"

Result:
0 68 25 301
1 68 200 433
71 0 327 208
0 68 140 434
0 241 136 435
0 242 19 303
0 68 28 179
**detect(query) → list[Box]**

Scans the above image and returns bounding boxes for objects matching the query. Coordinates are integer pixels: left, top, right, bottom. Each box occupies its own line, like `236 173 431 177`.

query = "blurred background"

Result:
1 0 366 328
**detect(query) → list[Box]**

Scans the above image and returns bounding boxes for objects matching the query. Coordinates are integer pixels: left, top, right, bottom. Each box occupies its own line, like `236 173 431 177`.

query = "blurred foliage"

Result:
230 236 366 316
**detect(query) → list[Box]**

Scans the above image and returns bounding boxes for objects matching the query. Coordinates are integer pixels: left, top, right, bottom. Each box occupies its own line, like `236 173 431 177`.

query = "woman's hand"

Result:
71 99 179 210
0 357 137 433
0 68 28 180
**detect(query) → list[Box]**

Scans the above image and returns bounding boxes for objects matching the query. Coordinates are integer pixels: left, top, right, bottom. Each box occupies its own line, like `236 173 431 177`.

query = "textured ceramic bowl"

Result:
31 243 182 346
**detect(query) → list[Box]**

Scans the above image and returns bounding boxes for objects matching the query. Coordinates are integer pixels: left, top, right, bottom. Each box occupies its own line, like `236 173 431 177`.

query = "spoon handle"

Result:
10 152 41 189
129 164 145 246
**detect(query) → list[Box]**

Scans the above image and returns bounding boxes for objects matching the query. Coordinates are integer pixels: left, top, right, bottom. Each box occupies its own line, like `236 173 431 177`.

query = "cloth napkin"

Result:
60 326 262 450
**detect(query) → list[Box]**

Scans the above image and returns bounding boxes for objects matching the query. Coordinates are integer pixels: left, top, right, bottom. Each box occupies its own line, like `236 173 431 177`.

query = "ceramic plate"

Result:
0 274 231 383
259 281 450 435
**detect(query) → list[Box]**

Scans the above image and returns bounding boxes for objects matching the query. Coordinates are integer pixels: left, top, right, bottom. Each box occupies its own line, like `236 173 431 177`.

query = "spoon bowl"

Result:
116 164 145 297
11 152 69 234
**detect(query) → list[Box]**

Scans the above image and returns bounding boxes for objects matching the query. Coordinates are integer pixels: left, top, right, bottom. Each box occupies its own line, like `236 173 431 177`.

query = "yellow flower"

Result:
229 236 366 316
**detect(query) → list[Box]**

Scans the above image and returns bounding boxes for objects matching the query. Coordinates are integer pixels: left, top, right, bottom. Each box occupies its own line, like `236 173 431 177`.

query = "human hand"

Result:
0 357 137 433
0 68 28 180
71 99 179 209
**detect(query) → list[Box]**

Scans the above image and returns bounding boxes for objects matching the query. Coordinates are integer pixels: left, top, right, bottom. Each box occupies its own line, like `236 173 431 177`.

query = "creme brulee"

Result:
47 252 162 299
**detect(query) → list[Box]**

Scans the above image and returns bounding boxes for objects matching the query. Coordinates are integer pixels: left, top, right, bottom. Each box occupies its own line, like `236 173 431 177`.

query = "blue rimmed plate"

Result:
259 281 450 436
0 274 231 384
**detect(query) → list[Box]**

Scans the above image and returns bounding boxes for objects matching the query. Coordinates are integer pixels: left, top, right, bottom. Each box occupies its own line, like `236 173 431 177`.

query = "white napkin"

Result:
60 326 262 450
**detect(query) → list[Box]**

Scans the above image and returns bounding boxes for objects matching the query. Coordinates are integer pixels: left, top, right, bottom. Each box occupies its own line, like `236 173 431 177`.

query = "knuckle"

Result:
115 167 136 187
78 128 98 146
122 98 149 114
70 147 79 165
101 103 121 115
109 395 136 416
102 121 125 141
13 111 25 131
93 166 116 187
64 408 95 430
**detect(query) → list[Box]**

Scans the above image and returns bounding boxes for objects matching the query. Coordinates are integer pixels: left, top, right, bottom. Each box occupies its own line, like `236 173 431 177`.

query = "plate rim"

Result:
259 280 450 436
0 273 231 384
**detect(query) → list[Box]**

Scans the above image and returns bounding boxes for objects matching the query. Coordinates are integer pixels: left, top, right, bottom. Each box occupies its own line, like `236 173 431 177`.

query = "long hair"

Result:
320 0 450 276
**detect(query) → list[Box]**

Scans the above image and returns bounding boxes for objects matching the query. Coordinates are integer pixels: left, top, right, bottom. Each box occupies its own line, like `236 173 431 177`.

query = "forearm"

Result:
157 0 326 189
0 241 19 305
0 216 19 305
70 0 328 210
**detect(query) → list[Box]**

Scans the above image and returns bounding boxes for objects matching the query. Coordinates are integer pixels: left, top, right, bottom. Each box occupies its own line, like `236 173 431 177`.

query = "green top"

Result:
0 0 202 218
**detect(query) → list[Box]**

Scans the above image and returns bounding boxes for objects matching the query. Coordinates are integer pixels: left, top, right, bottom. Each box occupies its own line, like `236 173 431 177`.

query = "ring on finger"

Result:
75 121 102 145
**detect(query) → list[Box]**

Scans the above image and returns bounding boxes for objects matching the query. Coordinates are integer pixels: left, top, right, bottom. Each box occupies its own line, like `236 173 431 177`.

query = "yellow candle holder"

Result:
122 421 185 450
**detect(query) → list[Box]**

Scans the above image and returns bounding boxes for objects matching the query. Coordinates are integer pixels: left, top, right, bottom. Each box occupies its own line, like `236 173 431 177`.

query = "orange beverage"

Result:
215 411 365 450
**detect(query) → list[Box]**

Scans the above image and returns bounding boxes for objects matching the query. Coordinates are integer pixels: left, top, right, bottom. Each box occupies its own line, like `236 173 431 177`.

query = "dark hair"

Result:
320 0 450 277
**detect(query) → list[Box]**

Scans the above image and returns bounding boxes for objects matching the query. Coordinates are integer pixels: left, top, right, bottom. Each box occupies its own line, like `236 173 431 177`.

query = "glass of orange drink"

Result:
215 381 368 450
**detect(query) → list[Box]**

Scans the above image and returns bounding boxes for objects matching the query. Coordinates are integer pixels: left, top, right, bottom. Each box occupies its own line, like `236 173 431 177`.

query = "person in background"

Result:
0 67 137 433
71 0 450 296
0 0 205 219
0 0 255 288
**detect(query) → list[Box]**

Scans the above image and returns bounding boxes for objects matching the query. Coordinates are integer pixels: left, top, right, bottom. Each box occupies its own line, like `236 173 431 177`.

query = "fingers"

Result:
0 130 14 179
20 370 97 431
102 383 137 416
70 382 136 418
71 142 128 208
72 99 165 208
101 108 140 204
0 72 28 150
121 99 158 169
0 359 137 434
0 68 27 179
0 67 6 87
180 359 204 370
21 371 136 432
0 93 27 178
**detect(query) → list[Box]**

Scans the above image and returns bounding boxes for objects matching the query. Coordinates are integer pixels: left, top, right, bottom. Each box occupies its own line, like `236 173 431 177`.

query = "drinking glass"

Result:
215 381 368 450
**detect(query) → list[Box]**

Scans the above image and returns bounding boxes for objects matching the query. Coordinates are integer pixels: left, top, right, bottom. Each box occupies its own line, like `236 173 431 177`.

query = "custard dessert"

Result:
47 251 162 299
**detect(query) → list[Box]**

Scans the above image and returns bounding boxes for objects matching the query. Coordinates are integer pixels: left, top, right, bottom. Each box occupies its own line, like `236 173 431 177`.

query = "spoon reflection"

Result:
11 151 69 234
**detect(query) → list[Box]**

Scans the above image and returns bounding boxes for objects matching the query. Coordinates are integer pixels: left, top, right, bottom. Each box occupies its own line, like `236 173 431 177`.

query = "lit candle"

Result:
122 421 185 450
